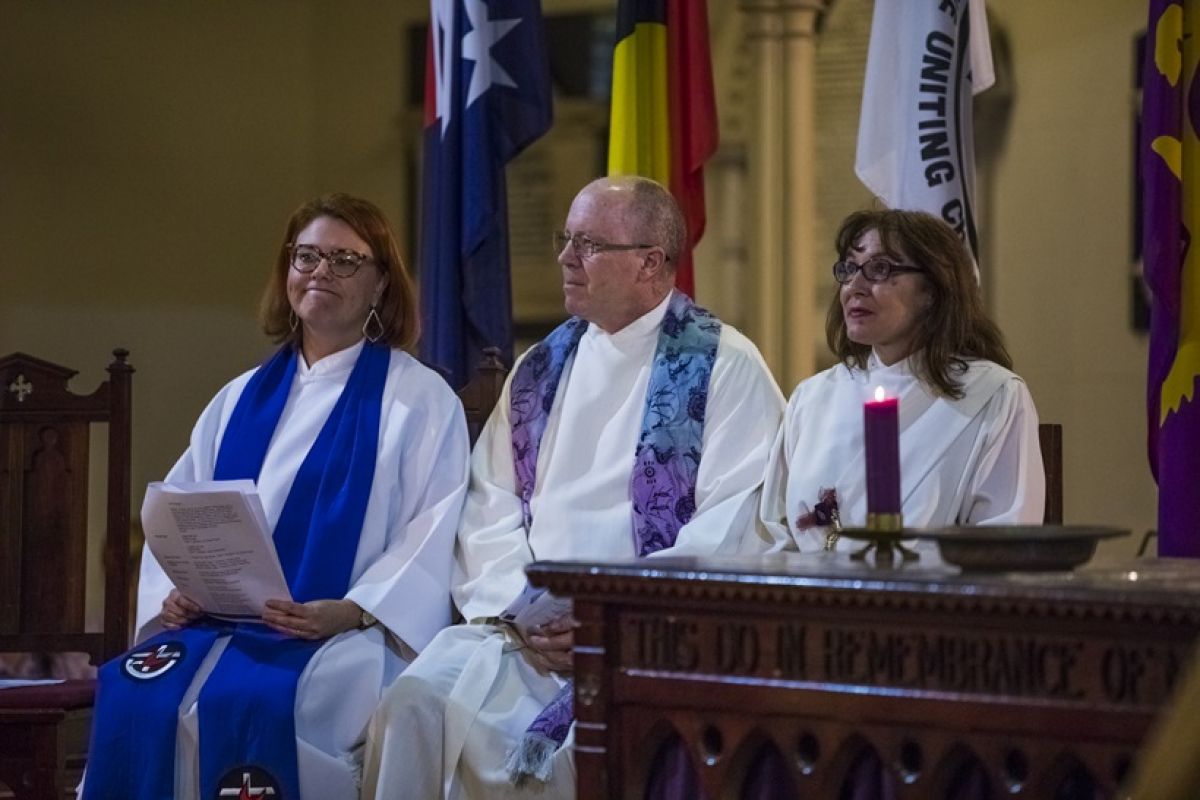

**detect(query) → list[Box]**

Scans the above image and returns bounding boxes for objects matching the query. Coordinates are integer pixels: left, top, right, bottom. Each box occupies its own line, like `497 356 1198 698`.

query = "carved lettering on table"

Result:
824 629 1086 700
914 633 1085 699
775 623 807 679
633 617 700 671
825 629 914 685
621 612 1189 706
715 623 759 674
1098 643 1186 704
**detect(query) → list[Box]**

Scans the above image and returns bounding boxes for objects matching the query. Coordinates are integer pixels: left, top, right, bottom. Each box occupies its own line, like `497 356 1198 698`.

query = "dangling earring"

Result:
363 304 384 343
288 310 298 333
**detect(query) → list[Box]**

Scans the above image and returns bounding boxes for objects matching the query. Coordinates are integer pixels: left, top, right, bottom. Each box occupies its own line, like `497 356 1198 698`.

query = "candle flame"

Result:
874 386 885 402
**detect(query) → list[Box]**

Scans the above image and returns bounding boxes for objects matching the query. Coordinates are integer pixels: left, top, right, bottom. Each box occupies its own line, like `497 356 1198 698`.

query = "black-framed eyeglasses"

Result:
289 244 374 278
833 257 924 285
553 230 659 260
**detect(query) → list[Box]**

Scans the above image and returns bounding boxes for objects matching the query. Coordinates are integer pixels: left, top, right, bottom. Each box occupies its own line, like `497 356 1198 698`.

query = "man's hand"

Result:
161 589 204 629
262 599 362 640
520 613 580 674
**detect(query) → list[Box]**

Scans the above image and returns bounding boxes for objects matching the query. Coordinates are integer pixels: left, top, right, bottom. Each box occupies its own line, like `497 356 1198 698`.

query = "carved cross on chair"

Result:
7 373 32 402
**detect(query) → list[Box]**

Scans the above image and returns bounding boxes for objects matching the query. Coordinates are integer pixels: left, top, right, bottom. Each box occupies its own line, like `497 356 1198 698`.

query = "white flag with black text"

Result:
855 0 994 262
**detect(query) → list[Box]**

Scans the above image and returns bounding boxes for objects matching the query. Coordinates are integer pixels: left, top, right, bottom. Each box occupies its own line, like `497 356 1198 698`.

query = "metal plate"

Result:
909 525 1130 572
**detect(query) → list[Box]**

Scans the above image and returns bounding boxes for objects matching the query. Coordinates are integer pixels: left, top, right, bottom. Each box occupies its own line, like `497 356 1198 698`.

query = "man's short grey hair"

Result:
604 176 687 266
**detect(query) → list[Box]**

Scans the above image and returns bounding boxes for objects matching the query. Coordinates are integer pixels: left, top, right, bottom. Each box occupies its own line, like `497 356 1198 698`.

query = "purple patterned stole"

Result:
503 290 721 783
510 316 588 531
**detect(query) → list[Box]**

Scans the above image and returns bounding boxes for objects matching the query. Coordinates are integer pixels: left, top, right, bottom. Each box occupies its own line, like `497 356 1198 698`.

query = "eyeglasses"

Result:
289 244 374 278
833 257 924 285
553 230 658 260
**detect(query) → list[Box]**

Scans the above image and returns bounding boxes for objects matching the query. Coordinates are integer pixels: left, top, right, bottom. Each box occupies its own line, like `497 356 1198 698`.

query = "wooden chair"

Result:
0 350 133 800
1038 422 1063 525
456 347 508 446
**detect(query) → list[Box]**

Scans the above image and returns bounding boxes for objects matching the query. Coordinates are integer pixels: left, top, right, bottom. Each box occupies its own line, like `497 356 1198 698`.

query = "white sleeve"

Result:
646 327 785 558
346 379 470 654
451 368 535 622
960 378 1046 525
754 387 804 553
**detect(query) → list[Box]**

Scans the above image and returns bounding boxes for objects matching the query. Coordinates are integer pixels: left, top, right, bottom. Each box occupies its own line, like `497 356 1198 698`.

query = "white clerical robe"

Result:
90 342 470 800
362 295 784 800
756 353 1045 557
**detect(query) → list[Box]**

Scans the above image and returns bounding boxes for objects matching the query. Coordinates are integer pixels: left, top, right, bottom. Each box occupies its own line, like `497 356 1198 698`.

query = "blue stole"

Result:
504 290 720 782
85 342 389 800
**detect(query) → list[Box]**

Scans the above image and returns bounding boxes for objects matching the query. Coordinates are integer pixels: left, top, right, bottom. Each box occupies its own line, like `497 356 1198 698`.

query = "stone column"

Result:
740 0 828 389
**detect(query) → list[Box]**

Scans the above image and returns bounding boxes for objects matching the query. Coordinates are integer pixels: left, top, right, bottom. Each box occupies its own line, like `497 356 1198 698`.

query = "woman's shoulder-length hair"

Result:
825 207 1012 399
260 193 419 351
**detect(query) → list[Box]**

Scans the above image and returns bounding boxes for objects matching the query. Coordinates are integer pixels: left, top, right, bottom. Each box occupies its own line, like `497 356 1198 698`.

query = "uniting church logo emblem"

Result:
122 641 186 680
215 766 280 798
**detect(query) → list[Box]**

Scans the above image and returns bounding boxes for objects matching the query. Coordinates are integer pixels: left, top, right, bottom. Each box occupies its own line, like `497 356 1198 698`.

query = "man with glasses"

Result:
362 176 783 799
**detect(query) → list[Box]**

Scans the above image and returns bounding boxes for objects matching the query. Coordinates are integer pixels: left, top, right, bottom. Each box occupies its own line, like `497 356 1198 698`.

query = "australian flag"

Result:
420 0 553 389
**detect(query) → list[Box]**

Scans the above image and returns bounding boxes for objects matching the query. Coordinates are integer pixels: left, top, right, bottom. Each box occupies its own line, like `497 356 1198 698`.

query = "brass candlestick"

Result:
850 513 918 565
867 512 903 532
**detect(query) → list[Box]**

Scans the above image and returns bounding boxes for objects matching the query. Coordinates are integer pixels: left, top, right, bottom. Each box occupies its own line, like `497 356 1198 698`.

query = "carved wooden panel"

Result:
0 424 19 634
529 555 1200 799
20 421 89 634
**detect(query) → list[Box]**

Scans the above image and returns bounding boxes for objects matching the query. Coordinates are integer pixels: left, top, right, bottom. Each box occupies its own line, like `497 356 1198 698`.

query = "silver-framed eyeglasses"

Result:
553 230 659 260
833 257 924 285
289 244 374 278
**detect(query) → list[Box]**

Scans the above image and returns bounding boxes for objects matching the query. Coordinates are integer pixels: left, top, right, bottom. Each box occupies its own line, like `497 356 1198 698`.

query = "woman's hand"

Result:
261 599 362 641
161 589 204 629
520 613 580 675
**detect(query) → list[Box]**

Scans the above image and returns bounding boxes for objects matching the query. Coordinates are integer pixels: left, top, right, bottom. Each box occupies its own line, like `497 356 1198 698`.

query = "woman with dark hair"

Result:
83 194 469 800
757 208 1045 555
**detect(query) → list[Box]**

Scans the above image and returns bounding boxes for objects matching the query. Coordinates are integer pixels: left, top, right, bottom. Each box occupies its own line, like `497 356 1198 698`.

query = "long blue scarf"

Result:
504 291 720 783
85 342 389 800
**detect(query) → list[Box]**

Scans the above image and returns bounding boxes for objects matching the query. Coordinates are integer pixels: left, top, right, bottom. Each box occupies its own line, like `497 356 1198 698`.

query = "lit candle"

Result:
864 386 902 531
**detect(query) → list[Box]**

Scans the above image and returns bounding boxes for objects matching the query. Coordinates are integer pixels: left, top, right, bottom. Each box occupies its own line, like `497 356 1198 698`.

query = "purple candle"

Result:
864 386 901 530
